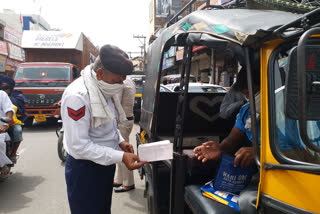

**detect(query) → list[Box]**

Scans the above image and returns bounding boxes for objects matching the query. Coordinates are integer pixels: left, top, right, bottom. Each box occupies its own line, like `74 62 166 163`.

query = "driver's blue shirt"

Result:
234 103 305 150
234 104 260 144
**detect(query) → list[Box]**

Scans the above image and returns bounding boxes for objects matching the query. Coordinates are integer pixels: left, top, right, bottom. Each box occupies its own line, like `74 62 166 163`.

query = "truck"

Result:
16 31 99 125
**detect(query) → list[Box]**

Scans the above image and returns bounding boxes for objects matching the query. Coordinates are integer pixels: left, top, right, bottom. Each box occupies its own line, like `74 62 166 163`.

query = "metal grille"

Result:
25 93 63 107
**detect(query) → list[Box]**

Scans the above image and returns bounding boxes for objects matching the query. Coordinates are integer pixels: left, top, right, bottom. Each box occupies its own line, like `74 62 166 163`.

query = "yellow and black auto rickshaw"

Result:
137 7 320 214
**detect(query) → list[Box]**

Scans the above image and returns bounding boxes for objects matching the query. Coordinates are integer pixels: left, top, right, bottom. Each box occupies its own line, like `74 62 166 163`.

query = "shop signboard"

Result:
192 46 206 52
22 31 83 51
5 57 20 72
162 56 175 70
4 25 22 46
165 46 176 58
8 43 23 61
198 0 236 9
21 48 25 62
156 0 182 19
175 46 206 61
0 55 6 72
176 49 184 61
0 41 8 56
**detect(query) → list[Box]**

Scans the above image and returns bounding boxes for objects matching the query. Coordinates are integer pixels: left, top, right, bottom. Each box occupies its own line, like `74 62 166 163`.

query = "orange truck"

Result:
17 31 99 125
15 62 79 124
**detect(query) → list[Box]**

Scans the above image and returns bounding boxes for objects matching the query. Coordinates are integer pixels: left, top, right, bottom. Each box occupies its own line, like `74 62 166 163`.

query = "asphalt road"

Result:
0 122 147 214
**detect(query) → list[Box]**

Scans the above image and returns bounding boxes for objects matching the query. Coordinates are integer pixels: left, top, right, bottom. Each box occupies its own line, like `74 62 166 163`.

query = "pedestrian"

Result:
114 78 136 192
61 44 147 214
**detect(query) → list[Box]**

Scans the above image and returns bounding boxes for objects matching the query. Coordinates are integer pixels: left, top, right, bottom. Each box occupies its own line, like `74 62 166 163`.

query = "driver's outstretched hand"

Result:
193 141 221 163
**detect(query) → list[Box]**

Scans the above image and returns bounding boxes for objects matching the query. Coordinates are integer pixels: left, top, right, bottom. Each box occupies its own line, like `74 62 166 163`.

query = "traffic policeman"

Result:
61 44 147 214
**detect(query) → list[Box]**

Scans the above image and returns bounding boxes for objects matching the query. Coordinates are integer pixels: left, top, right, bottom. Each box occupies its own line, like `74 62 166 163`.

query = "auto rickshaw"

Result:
128 74 146 122
137 7 320 214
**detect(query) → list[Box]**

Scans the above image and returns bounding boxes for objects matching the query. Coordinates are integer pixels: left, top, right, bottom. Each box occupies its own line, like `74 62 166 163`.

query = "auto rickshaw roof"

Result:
140 8 319 135
162 9 302 46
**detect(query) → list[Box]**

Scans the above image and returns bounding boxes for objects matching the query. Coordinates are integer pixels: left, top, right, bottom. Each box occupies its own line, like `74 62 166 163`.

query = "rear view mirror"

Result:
285 46 320 120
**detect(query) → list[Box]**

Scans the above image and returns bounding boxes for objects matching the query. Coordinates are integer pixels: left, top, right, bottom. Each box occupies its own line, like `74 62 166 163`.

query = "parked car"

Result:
164 82 228 93
161 74 196 85
160 84 174 92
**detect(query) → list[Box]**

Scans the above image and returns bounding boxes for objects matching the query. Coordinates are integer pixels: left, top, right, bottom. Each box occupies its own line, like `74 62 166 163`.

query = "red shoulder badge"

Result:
67 106 85 121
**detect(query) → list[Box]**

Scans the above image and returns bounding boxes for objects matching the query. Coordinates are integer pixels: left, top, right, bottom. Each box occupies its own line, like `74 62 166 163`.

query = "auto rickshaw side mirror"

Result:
285 45 320 121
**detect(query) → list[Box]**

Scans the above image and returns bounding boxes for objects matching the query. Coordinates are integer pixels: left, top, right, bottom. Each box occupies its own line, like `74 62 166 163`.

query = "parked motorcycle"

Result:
56 119 67 162
0 117 14 181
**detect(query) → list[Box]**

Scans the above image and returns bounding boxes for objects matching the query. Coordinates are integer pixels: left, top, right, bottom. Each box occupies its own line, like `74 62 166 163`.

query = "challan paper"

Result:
138 140 173 162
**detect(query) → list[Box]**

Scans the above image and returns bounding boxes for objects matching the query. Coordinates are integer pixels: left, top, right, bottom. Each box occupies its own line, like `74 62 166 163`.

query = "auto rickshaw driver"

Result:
193 56 310 213
194 67 261 214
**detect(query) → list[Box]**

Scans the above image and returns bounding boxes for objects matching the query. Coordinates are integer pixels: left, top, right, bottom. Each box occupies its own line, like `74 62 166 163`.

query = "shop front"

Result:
0 40 8 76
1 24 24 77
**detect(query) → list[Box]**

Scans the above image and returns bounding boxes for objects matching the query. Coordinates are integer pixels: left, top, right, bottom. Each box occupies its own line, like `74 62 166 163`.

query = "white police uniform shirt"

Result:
61 77 124 166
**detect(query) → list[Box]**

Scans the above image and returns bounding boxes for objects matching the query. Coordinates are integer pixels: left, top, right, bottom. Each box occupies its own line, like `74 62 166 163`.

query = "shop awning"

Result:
21 31 83 51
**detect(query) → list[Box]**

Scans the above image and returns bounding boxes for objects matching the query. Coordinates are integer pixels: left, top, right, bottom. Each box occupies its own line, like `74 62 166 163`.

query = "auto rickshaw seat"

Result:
185 184 239 214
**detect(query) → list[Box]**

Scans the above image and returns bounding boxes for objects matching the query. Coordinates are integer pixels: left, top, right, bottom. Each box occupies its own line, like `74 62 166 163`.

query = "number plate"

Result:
34 115 46 122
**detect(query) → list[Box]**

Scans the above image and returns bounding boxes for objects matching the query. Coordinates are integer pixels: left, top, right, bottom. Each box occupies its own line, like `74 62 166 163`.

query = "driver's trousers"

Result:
65 155 115 214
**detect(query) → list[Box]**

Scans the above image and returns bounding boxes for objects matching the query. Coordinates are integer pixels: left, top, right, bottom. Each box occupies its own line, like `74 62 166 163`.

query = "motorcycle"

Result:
56 119 67 162
0 117 14 181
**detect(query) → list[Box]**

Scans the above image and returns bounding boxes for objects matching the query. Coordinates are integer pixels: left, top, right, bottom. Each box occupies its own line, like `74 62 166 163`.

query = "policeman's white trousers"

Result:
115 120 135 186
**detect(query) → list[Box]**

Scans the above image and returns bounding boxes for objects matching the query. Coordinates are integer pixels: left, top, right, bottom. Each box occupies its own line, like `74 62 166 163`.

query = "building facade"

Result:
149 0 240 86
0 10 24 77
0 9 51 77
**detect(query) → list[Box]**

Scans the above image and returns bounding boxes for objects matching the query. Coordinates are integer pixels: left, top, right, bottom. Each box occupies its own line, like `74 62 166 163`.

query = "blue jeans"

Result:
65 155 115 214
8 125 23 143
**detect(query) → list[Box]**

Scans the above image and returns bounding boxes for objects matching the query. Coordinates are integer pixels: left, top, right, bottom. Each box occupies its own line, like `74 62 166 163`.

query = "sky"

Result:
1 0 150 56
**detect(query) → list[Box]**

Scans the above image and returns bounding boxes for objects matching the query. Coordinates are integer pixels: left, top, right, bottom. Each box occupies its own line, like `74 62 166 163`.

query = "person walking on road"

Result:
114 78 136 192
61 44 147 214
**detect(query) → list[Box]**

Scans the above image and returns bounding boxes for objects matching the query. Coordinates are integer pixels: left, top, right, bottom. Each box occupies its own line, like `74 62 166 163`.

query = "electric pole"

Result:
133 35 146 72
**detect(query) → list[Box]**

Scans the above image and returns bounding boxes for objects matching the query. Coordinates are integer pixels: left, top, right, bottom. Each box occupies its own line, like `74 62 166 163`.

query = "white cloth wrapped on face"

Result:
81 65 127 128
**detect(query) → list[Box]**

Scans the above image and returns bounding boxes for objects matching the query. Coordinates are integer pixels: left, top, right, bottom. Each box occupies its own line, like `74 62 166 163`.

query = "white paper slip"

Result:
138 140 173 162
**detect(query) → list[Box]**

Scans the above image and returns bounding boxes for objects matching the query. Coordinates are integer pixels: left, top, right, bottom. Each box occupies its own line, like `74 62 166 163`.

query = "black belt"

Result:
127 116 134 121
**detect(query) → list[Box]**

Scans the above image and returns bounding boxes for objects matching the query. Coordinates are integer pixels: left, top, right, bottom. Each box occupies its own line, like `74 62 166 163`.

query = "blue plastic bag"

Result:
214 153 254 194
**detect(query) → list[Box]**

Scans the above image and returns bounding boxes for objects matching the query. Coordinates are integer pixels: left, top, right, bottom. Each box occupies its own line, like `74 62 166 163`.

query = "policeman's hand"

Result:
122 152 148 170
234 147 255 168
119 141 134 153
193 141 221 163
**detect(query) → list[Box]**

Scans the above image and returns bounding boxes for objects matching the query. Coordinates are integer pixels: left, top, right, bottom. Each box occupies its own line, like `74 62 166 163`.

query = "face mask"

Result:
97 80 123 98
